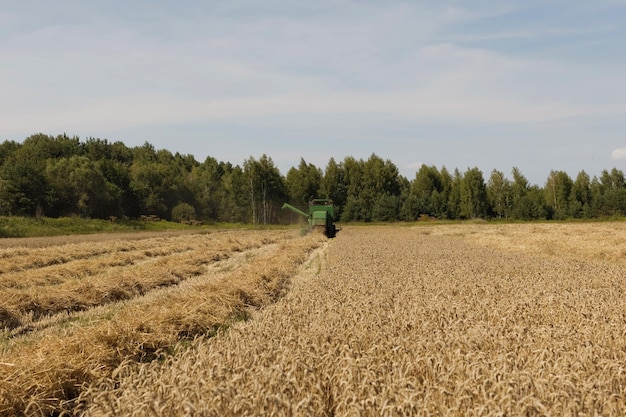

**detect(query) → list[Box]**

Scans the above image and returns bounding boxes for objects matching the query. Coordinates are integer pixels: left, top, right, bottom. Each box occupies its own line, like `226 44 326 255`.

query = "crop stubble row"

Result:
81 225 626 416
1 229 324 416
0 230 290 332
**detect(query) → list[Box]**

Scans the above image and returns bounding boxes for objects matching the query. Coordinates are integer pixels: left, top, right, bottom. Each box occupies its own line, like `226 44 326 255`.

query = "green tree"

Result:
447 169 463 220
593 168 626 216
372 193 401 221
568 170 592 218
487 169 512 219
527 186 549 219
95 159 134 217
340 157 365 221
45 158 78 217
285 158 322 207
0 140 20 166
69 157 114 218
365 154 402 222
0 134 84 216
339 154 403 222
191 156 225 220
219 164 250 223
410 165 441 218
130 159 178 219
320 157 346 219
80 138 135 217
132 142 157 163
244 155 286 224
0 152 48 216
545 170 573 220
400 194 419 221
435 167 454 219
460 167 488 219
20 133 82 160
172 202 196 223
509 167 538 220
409 165 452 219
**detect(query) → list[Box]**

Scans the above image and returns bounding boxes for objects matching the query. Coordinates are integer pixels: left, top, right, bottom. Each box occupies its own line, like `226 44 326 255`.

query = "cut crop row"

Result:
0 230 325 416
0 230 291 331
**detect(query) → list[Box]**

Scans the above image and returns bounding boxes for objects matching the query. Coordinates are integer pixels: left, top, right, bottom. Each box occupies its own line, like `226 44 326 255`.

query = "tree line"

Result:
1 134 625 223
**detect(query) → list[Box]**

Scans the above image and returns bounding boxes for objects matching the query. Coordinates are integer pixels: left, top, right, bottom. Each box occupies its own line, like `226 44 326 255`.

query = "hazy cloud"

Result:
1 0 625 184
611 148 626 160
406 161 425 171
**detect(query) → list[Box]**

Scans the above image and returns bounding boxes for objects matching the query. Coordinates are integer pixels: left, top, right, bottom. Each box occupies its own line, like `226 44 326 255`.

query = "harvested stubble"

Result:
0 231 289 331
81 225 626 416
0 230 199 250
0 229 324 416
0 235 188 274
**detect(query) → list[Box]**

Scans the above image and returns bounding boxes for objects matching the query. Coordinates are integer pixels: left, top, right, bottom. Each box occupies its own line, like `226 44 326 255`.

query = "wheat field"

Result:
2 223 626 416
0 229 324 416
78 223 625 416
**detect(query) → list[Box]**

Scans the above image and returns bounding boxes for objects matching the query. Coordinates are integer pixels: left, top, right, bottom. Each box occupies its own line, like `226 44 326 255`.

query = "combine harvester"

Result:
282 199 338 238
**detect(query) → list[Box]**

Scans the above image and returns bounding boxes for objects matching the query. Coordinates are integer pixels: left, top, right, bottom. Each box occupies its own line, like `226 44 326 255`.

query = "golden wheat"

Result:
3 224 626 416
80 224 626 416
1 229 324 416
0 231 292 332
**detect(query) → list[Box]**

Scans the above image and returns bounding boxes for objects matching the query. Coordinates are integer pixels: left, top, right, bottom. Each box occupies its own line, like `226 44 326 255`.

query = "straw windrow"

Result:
1 230 324 416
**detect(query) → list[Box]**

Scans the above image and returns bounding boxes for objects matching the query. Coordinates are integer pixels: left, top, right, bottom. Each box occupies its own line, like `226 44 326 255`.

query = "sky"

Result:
1 0 625 185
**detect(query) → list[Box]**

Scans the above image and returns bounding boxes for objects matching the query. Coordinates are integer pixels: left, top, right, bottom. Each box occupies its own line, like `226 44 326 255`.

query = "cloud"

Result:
1 84 592 138
406 161 425 171
2 0 625 162
611 148 626 160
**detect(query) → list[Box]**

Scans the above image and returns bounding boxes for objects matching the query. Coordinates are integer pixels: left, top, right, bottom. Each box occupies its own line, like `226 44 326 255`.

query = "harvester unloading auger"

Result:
282 199 338 238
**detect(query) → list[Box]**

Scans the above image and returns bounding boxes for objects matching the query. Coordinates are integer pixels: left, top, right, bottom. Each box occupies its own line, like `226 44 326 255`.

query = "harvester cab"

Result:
282 199 338 238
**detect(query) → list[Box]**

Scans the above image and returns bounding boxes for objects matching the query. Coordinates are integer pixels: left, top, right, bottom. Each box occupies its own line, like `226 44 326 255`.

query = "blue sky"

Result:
1 0 625 185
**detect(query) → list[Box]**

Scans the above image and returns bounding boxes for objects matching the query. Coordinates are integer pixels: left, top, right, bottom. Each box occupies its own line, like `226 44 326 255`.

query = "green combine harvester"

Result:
282 199 338 238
